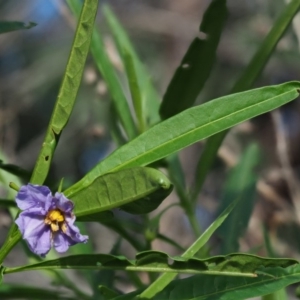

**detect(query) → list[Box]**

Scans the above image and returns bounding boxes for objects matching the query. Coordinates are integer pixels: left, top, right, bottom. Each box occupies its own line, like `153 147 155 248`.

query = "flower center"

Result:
44 209 67 233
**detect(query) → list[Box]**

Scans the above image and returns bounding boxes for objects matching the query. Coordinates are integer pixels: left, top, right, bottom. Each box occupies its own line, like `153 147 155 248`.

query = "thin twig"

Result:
272 109 300 223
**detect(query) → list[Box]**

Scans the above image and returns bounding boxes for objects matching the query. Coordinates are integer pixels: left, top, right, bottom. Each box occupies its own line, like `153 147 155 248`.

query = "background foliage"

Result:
1 0 300 299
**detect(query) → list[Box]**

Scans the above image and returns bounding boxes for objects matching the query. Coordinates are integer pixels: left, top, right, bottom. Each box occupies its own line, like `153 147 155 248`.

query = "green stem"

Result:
0 229 21 264
139 199 237 299
156 233 185 252
102 221 145 252
0 0 99 265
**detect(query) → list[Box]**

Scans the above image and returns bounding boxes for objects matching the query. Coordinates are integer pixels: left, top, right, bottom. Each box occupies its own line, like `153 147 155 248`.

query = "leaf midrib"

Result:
93 90 294 173
192 267 300 299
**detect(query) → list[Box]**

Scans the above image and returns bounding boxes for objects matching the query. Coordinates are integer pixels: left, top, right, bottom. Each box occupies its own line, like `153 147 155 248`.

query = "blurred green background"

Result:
1 0 300 297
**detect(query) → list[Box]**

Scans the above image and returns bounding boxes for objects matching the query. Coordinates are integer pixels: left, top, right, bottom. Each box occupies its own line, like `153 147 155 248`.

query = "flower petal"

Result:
54 192 74 213
15 210 45 238
16 184 53 211
26 227 52 257
53 232 70 253
16 211 51 256
64 217 89 244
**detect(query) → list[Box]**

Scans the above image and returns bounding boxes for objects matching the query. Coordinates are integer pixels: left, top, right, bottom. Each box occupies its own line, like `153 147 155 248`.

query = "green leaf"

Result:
0 0 100 264
109 103 127 146
99 285 120 299
192 0 300 201
0 284 77 300
0 265 4 284
4 251 296 277
122 49 145 133
151 264 300 300
65 82 300 198
0 21 36 34
231 0 300 94
67 167 173 216
101 219 145 251
262 289 288 300
76 210 113 222
103 5 161 125
0 199 17 208
192 131 225 201
217 144 260 254
159 0 228 119
31 0 99 185
67 0 137 140
0 160 31 182
139 197 239 299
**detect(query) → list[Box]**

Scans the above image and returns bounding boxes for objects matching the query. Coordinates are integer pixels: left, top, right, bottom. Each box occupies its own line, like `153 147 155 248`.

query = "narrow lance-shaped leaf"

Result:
123 49 145 133
0 0 99 264
0 284 77 300
217 144 260 254
0 21 36 34
67 0 137 140
0 266 4 284
103 4 161 125
159 0 228 119
30 0 99 185
0 160 31 182
192 0 300 201
65 82 300 198
68 167 173 216
150 264 300 300
139 196 239 299
4 251 296 277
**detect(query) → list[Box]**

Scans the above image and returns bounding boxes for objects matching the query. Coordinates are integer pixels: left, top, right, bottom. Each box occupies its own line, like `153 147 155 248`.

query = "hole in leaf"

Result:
181 63 190 69
45 155 49 161
198 32 207 40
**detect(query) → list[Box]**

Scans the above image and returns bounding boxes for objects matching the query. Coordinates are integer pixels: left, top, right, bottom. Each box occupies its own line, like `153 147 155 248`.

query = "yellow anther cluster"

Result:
44 209 67 233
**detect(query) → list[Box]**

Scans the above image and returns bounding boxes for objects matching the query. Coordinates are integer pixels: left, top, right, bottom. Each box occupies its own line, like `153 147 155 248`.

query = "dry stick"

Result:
271 109 300 223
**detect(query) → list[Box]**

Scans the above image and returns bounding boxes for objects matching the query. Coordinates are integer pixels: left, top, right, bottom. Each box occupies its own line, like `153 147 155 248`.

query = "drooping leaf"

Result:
0 21 36 34
67 0 137 140
67 167 173 216
103 5 161 125
0 284 76 300
65 82 300 198
217 144 260 254
159 0 228 119
4 251 296 277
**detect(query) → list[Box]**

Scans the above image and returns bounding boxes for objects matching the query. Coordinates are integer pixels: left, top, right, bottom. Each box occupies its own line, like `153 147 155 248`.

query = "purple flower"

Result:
15 184 88 257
